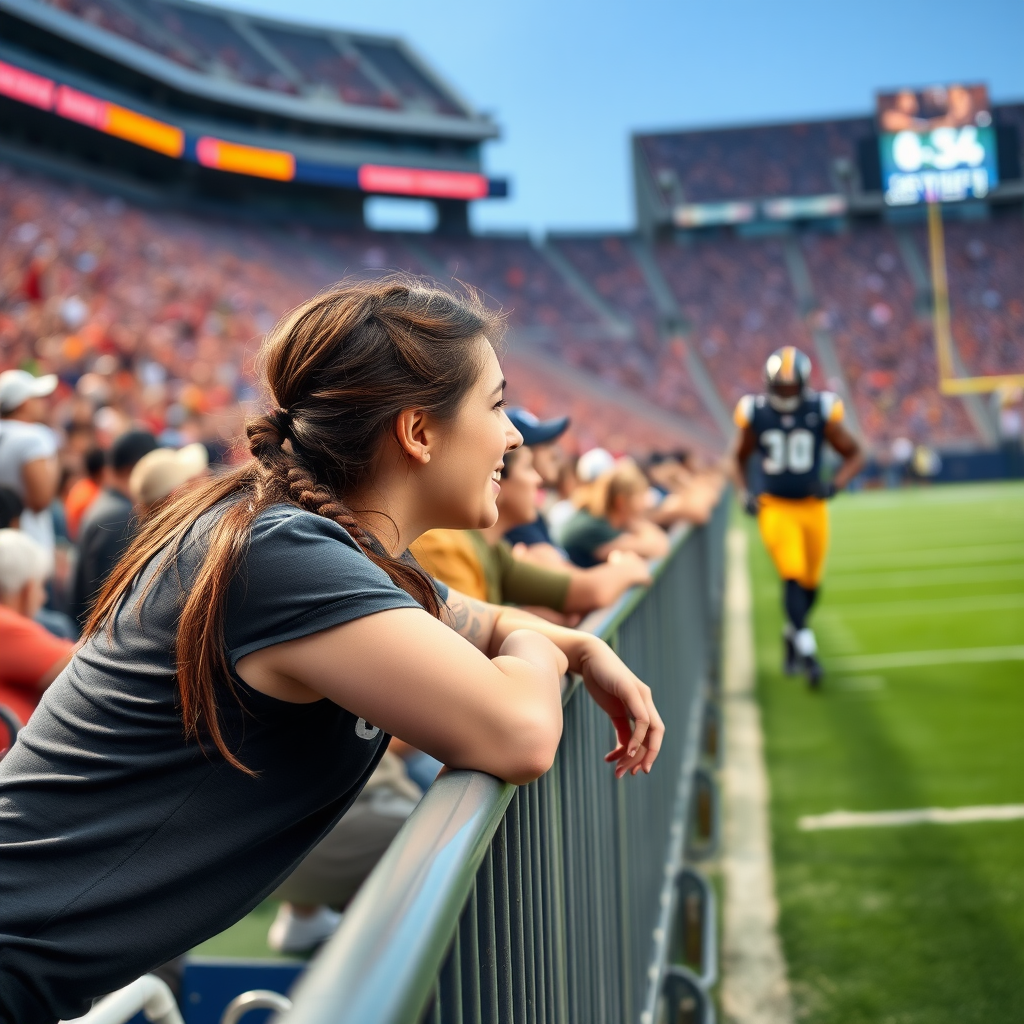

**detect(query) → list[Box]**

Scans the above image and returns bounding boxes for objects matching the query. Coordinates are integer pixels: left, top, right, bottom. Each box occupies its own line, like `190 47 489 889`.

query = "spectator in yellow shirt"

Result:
412 446 651 619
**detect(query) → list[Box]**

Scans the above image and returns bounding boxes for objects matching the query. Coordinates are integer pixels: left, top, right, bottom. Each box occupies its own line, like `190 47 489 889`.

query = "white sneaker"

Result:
267 904 342 954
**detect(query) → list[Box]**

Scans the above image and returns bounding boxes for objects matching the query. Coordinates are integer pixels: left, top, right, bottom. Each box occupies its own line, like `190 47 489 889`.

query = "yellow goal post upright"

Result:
927 200 1024 396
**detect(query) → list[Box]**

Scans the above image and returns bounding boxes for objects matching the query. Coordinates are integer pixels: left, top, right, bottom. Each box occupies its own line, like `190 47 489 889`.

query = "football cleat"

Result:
783 630 800 676
804 654 824 690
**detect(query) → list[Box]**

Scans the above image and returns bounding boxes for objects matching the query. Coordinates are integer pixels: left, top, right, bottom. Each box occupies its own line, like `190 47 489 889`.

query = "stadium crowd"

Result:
655 234 818 407
3 156 1012 473
799 225 978 446
636 117 873 204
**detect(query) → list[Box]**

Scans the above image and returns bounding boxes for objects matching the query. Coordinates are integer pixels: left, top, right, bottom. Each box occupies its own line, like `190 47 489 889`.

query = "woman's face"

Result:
497 446 543 528
426 340 522 530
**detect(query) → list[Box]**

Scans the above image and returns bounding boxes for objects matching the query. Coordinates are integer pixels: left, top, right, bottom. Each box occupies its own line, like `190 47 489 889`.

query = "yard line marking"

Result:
825 593 1024 618
828 564 1024 590
799 804 1024 831
831 645 1024 672
828 541 1024 571
833 675 885 691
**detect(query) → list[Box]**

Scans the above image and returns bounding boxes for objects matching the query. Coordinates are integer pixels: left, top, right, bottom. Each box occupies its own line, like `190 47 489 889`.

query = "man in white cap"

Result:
0 370 60 554
128 443 209 518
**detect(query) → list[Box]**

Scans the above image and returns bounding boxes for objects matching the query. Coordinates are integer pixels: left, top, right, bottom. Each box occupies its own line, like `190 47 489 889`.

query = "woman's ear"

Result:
394 408 433 464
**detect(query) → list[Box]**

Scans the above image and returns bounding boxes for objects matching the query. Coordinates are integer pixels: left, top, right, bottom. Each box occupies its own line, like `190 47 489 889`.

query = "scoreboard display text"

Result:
876 84 999 206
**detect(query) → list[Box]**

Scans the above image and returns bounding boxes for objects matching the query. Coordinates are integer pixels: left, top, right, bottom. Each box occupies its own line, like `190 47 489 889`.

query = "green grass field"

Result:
746 482 1024 1023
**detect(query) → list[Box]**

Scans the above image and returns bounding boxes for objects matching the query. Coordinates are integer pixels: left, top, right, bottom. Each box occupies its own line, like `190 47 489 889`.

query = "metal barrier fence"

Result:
282 497 728 1024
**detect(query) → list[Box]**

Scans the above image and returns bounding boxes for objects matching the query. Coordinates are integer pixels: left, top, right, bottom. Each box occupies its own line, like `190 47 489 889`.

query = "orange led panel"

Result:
104 105 184 158
196 137 295 181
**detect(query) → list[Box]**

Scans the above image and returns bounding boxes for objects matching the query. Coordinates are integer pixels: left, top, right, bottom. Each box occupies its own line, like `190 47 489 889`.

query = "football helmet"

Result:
765 346 812 411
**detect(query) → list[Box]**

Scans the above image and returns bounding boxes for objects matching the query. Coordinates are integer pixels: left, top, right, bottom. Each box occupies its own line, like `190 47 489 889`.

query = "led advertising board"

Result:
0 57 499 199
877 84 998 205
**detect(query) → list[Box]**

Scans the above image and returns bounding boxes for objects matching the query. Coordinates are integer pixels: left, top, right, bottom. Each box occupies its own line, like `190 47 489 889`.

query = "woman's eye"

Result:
494 399 507 410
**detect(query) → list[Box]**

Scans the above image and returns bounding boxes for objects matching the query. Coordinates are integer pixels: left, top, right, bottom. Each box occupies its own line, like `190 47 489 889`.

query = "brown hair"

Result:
582 459 648 518
85 276 504 772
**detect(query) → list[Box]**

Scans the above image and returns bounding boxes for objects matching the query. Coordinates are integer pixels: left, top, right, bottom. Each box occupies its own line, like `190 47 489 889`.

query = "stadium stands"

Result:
636 117 874 204
40 0 464 112
653 235 820 409
549 235 720 436
4 148 1019 457
414 234 600 331
0 161 720 461
800 225 980 445
940 218 1024 378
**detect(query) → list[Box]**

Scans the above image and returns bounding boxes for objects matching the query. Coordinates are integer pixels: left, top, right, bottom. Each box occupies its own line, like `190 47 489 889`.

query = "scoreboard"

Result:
877 84 998 205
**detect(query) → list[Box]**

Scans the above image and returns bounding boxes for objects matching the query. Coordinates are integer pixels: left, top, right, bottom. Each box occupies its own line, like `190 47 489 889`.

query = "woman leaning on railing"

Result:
0 276 664 1024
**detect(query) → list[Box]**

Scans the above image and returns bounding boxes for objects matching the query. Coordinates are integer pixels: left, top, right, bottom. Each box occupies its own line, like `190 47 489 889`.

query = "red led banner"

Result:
0 60 55 110
358 164 489 200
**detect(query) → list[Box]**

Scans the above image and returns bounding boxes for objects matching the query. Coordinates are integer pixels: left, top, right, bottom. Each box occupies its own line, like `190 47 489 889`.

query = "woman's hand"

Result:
443 589 664 779
577 638 664 779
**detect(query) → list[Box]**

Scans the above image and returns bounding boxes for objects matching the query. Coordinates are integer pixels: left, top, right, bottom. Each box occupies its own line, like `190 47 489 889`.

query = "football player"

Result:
733 346 864 687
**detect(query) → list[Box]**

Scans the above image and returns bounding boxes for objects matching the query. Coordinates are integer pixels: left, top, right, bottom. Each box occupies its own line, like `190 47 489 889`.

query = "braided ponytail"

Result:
86 276 502 771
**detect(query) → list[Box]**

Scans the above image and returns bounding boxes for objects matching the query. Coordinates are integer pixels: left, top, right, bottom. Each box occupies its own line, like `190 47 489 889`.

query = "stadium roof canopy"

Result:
0 0 497 140
0 0 508 229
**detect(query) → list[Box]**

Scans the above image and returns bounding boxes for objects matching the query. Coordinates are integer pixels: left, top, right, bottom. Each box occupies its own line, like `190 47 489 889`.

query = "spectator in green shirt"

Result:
562 459 670 569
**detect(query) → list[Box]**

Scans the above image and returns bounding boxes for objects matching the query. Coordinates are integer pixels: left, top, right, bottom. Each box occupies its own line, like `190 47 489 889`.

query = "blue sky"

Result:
216 0 1024 235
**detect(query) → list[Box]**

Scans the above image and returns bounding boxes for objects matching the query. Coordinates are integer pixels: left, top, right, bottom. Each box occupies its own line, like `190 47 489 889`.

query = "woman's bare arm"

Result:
443 590 665 778
237 608 566 786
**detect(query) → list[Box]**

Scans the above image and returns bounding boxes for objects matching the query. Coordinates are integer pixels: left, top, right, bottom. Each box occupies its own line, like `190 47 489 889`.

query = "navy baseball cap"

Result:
506 408 570 447
109 430 158 471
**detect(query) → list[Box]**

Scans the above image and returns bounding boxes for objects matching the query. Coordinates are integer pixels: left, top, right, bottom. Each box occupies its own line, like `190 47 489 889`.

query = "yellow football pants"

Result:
757 494 829 589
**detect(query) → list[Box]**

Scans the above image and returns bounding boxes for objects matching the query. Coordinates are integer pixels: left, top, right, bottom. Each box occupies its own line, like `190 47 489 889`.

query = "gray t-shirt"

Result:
0 501 443 1024
0 419 57 551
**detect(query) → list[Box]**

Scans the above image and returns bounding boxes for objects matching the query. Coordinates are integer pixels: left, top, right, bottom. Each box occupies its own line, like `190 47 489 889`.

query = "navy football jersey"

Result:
735 390 844 499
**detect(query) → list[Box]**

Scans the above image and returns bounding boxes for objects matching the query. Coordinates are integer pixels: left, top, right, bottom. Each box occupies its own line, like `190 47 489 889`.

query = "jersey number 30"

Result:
761 428 815 474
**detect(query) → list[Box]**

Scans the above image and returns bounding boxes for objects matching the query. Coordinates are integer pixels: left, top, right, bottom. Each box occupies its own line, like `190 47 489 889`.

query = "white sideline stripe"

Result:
831 645 1024 672
799 804 1024 831
721 528 794 1024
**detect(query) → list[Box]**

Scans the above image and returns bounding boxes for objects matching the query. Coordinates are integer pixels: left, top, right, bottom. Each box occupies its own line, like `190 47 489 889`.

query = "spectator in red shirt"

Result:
64 448 105 543
0 529 73 726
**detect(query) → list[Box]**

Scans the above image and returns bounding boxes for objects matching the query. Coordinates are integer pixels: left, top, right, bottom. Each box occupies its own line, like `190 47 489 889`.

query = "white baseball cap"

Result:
0 370 58 414
129 443 209 507
576 447 616 483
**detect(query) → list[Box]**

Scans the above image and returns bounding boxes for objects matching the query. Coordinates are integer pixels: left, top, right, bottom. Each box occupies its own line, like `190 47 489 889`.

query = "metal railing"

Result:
282 497 728 1024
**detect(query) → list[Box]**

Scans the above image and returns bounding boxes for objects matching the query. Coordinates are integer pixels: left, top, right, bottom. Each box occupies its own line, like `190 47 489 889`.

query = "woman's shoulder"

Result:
249 502 361 551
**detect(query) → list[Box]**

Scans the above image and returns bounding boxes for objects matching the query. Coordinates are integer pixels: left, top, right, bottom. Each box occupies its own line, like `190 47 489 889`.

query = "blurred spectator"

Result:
64 448 105 542
0 486 24 529
562 459 670 568
548 446 615 545
0 370 60 554
69 430 157 627
645 451 725 527
502 406 570 550
129 442 209 519
413 446 652 623
0 528 74 726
